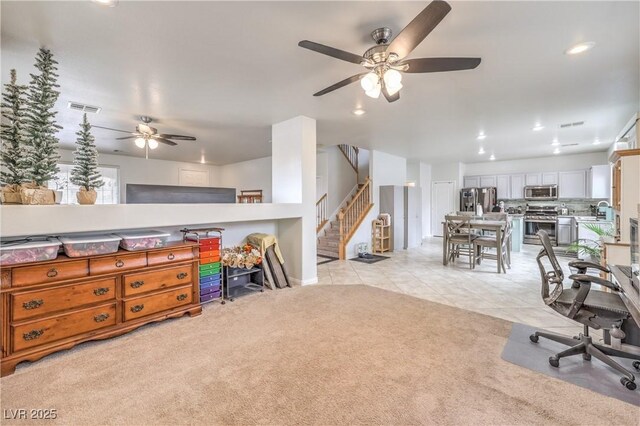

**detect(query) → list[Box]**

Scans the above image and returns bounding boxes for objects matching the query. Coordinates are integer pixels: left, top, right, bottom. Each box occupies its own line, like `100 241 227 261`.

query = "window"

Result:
48 163 120 204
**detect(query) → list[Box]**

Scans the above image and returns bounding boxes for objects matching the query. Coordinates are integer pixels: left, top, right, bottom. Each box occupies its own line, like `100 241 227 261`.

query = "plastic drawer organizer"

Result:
58 234 121 258
182 227 224 304
0 238 61 265
116 230 171 251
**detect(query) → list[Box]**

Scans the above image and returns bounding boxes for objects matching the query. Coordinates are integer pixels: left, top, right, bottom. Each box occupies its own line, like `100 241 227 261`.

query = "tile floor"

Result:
317 237 603 339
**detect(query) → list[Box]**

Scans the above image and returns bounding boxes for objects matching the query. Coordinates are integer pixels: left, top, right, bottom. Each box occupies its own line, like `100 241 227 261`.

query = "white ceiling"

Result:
2 1 638 165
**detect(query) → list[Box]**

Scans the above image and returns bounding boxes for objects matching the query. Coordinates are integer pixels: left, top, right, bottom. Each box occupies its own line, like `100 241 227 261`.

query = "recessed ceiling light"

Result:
489 154 495 161
553 148 561 155
478 147 485 155
92 0 119 6
592 139 601 145
352 108 366 116
477 132 486 140
533 124 544 131
551 138 559 146
565 41 595 55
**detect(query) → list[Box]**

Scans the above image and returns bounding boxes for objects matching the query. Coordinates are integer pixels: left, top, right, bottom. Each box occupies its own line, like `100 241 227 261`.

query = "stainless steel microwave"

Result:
524 185 558 201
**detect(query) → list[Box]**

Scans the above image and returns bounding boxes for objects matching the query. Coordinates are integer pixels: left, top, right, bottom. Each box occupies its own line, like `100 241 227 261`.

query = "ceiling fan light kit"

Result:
298 0 481 103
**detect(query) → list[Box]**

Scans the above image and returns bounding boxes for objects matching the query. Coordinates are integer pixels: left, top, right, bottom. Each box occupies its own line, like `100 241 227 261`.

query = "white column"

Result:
272 116 317 285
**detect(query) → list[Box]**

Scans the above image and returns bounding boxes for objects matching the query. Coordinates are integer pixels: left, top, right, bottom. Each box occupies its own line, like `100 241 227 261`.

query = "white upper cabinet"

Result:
496 175 510 199
542 172 558 185
525 173 542 186
559 170 587 198
589 165 611 199
463 176 480 188
479 175 497 188
510 174 525 199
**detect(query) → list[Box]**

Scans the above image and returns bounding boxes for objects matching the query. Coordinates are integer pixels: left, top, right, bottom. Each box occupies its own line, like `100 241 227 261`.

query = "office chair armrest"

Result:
568 260 610 274
569 274 621 291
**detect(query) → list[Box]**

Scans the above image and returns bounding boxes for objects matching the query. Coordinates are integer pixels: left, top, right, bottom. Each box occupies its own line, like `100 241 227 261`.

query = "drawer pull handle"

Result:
176 293 188 301
115 260 125 268
22 299 44 310
130 304 144 313
23 329 44 341
46 268 58 278
94 313 110 323
130 280 145 289
177 272 188 280
93 287 110 296
168 253 175 260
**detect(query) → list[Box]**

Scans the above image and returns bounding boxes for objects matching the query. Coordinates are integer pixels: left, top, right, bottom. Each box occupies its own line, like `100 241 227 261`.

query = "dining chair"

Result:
474 218 512 272
445 215 477 269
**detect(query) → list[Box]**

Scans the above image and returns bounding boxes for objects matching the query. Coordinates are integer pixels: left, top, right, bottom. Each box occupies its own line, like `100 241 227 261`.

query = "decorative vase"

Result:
77 188 97 205
0 184 23 204
54 190 63 204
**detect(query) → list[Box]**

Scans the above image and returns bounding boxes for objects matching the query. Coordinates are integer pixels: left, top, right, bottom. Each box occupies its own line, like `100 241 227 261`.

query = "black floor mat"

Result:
349 255 389 264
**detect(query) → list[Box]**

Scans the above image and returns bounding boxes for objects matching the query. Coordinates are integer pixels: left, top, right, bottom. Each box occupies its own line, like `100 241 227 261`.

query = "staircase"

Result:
338 144 359 180
317 178 373 259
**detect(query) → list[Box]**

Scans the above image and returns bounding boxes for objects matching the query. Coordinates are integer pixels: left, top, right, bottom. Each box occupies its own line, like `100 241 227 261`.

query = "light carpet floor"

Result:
1 285 637 425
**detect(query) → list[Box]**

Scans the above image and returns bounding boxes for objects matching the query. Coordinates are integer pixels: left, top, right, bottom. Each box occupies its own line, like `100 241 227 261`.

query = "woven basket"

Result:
77 189 97 205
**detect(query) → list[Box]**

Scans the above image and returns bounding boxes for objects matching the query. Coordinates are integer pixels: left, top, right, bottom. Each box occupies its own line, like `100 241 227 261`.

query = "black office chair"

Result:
530 230 640 390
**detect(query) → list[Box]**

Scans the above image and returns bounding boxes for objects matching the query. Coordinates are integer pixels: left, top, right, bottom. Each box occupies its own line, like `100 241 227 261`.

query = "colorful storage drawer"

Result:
200 290 221 303
199 254 220 265
200 284 221 296
200 274 221 285
198 238 220 249
200 262 221 274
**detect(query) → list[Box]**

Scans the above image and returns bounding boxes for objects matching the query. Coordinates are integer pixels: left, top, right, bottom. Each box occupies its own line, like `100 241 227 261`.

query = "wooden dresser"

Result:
0 241 201 376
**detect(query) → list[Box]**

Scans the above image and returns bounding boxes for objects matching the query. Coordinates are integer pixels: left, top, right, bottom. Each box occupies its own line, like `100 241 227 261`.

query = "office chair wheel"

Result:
633 361 640 371
620 377 636 390
582 353 591 361
529 334 539 343
549 356 560 368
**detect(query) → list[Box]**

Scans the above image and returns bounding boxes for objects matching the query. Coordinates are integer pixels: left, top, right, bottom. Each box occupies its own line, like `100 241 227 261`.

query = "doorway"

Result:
431 181 456 237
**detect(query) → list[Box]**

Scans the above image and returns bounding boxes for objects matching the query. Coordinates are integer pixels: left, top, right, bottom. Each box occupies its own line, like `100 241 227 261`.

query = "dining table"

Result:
442 218 510 273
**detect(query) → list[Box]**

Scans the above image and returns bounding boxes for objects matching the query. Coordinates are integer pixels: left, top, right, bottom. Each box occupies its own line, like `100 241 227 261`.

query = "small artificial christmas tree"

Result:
1 69 30 187
24 48 61 187
70 114 103 204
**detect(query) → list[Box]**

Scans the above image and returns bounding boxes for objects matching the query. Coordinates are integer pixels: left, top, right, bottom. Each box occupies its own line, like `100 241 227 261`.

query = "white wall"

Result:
357 148 370 184
58 149 222 203
326 145 357 218
316 149 328 202
464 152 608 176
219 156 272 203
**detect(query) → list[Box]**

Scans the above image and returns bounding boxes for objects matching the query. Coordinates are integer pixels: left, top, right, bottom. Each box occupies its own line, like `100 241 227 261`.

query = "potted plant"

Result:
567 222 615 263
0 69 30 204
70 114 103 204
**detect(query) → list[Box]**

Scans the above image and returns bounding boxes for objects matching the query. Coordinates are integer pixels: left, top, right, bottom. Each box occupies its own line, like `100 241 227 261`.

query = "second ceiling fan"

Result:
298 0 481 102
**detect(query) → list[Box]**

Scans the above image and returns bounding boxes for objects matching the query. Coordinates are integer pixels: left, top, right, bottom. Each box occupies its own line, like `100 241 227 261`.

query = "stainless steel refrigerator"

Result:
459 187 496 214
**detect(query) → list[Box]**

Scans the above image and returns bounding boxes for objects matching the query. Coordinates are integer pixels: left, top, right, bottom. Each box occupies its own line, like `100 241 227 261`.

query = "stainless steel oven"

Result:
524 205 558 245
524 185 558 201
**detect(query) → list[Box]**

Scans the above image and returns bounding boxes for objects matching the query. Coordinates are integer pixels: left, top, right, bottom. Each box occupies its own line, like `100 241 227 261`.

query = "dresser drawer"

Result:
12 303 116 352
123 285 193 321
11 260 89 288
147 248 193 266
11 277 116 321
90 252 146 275
123 265 192 297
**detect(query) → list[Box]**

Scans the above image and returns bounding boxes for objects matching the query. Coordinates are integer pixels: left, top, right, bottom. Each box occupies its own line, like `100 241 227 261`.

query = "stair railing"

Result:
338 144 359 175
337 177 373 259
316 193 328 233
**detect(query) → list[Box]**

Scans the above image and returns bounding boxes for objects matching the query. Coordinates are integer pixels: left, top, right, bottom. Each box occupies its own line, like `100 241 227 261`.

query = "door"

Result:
431 181 456 237
404 187 421 249
510 174 525 199
496 175 510 199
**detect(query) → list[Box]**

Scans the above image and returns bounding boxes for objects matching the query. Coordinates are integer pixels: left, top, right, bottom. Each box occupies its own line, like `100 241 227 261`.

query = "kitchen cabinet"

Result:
510 174 525 199
557 217 573 245
559 170 587 198
588 165 611 199
525 173 542 186
542 172 558 185
463 176 479 188
479 175 497 188
496 175 510 199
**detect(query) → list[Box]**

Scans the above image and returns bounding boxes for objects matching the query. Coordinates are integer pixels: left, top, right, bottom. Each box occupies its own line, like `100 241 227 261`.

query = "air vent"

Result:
559 121 584 128
67 101 101 114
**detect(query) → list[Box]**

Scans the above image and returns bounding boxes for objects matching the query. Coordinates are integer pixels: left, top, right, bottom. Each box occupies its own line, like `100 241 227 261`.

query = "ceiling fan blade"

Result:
313 73 369 96
382 82 400 103
401 57 481 73
158 134 196 141
154 137 178 146
92 125 134 134
298 40 365 65
386 0 452 60
115 136 138 140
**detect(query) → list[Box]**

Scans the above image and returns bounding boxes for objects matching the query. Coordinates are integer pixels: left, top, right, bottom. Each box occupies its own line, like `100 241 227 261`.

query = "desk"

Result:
442 220 508 273
609 265 640 352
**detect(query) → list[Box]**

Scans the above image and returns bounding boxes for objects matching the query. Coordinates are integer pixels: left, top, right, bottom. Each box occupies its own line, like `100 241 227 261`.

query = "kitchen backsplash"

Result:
501 198 609 215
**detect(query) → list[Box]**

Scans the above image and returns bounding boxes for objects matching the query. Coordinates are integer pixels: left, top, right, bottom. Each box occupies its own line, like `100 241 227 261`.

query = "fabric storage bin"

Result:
200 290 221 303
117 230 171 251
0 238 61 265
59 234 121 258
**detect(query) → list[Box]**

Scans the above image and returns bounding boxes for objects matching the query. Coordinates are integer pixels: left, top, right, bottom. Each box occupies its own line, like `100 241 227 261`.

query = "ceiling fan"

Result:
298 0 481 102
93 116 196 158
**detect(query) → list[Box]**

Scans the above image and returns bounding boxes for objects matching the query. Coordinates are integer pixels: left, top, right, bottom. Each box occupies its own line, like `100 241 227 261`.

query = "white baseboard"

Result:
289 277 318 286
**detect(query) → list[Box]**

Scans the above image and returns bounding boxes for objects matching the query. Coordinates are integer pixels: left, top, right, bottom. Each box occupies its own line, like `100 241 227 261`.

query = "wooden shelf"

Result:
372 220 390 254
